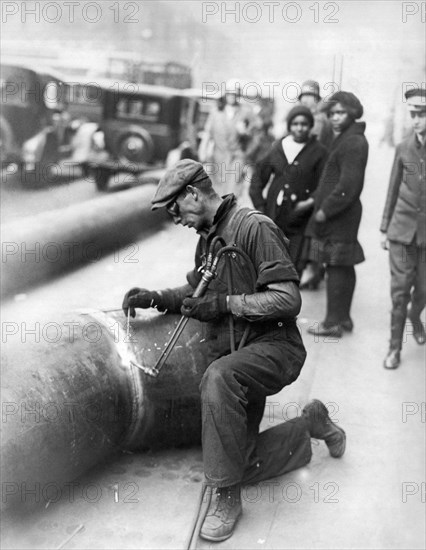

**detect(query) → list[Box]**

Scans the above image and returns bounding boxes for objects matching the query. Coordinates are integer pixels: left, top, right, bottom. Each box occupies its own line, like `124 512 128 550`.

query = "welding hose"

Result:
184 246 257 548
152 243 257 377
185 484 213 550
213 245 257 352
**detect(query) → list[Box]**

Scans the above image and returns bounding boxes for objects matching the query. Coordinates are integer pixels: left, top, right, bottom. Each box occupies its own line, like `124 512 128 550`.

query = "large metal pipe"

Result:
1 309 207 511
1 185 167 297
1 308 314 512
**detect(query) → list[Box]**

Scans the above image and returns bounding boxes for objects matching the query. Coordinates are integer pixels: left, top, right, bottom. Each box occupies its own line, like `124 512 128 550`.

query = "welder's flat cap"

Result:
405 88 426 112
151 160 210 210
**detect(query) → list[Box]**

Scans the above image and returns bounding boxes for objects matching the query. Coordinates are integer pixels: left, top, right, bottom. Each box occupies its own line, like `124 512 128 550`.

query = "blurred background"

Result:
2 0 424 138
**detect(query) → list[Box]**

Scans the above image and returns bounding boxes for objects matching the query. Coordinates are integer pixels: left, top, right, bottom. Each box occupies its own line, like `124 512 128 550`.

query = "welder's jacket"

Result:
177 195 304 363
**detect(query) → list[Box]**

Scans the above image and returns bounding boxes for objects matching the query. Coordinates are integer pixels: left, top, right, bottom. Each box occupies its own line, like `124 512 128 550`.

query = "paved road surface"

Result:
1 137 425 549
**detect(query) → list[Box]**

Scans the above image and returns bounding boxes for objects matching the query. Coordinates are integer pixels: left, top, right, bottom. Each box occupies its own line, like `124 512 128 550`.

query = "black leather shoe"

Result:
300 277 321 291
307 322 342 338
383 348 400 369
408 315 426 345
340 318 354 332
200 484 242 542
299 264 322 290
302 400 346 458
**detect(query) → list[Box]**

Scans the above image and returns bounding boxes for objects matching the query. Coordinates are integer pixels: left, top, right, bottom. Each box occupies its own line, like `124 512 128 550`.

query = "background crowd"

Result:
199 80 426 369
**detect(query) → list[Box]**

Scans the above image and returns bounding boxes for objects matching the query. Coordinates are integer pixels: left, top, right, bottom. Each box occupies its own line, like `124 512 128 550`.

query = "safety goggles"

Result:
166 198 180 218
166 189 188 218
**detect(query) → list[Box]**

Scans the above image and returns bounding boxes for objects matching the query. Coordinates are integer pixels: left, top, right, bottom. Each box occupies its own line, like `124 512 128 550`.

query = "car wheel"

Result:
117 131 154 166
94 167 110 191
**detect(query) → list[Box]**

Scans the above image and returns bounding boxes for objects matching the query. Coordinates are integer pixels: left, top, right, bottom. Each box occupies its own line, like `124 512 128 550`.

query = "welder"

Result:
122 159 346 542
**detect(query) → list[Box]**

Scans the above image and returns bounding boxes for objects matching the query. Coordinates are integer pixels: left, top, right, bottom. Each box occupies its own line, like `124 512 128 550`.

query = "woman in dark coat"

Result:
249 105 328 274
305 91 369 337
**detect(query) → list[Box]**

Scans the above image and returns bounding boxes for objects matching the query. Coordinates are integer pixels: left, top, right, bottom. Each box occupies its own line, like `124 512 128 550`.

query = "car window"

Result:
0 67 34 107
115 96 161 121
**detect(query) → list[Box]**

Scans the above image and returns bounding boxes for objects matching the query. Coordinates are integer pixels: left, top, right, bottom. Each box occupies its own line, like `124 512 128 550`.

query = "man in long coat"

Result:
198 80 256 198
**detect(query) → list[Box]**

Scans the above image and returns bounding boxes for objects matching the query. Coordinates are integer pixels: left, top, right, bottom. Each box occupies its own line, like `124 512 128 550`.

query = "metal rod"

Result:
56 524 84 550
150 316 190 376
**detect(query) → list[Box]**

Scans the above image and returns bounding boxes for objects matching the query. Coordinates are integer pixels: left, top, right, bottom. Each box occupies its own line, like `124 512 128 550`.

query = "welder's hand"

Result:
122 288 157 318
380 233 389 251
181 293 228 322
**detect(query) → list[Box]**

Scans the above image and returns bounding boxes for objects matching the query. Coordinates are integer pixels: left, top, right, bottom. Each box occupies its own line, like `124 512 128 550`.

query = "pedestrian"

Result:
380 87 426 369
305 91 369 337
297 80 334 289
249 105 328 275
122 159 346 542
198 79 256 198
299 80 334 150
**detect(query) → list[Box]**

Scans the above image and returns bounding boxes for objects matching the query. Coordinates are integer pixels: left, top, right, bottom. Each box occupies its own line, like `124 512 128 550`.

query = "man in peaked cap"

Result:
380 87 426 369
122 159 346 542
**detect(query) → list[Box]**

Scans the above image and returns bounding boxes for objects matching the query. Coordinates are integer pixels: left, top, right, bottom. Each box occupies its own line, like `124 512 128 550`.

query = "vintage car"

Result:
0 61 76 186
65 81 105 124
84 80 206 190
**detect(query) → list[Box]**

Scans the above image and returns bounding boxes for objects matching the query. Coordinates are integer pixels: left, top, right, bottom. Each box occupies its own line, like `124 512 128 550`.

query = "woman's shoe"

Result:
307 322 343 338
299 263 322 290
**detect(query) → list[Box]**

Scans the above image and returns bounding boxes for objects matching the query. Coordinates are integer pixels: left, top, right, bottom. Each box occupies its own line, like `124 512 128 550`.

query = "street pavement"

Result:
1 137 425 549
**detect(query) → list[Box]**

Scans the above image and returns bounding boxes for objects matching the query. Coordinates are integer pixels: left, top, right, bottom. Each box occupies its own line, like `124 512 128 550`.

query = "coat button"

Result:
278 322 283 327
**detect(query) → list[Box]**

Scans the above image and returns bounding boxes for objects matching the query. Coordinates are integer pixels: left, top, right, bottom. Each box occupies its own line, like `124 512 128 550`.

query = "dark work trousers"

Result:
388 240 426 349
324 265 356 326
200 338 312 488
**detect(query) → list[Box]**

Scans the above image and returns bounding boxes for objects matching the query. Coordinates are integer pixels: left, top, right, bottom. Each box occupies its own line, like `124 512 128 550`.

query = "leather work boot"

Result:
200 484 242 542
408 307 426 345
383 348 401 369
302 400 346 458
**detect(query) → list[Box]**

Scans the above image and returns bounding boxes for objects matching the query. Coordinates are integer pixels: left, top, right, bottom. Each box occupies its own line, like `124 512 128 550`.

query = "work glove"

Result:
181 293 228 322
122 288 166 318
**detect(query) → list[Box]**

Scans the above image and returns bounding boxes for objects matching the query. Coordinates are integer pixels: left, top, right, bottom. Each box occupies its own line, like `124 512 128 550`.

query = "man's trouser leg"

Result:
242 417 312 485
388 240 417 350
200 337 306 488
410 244 426 319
